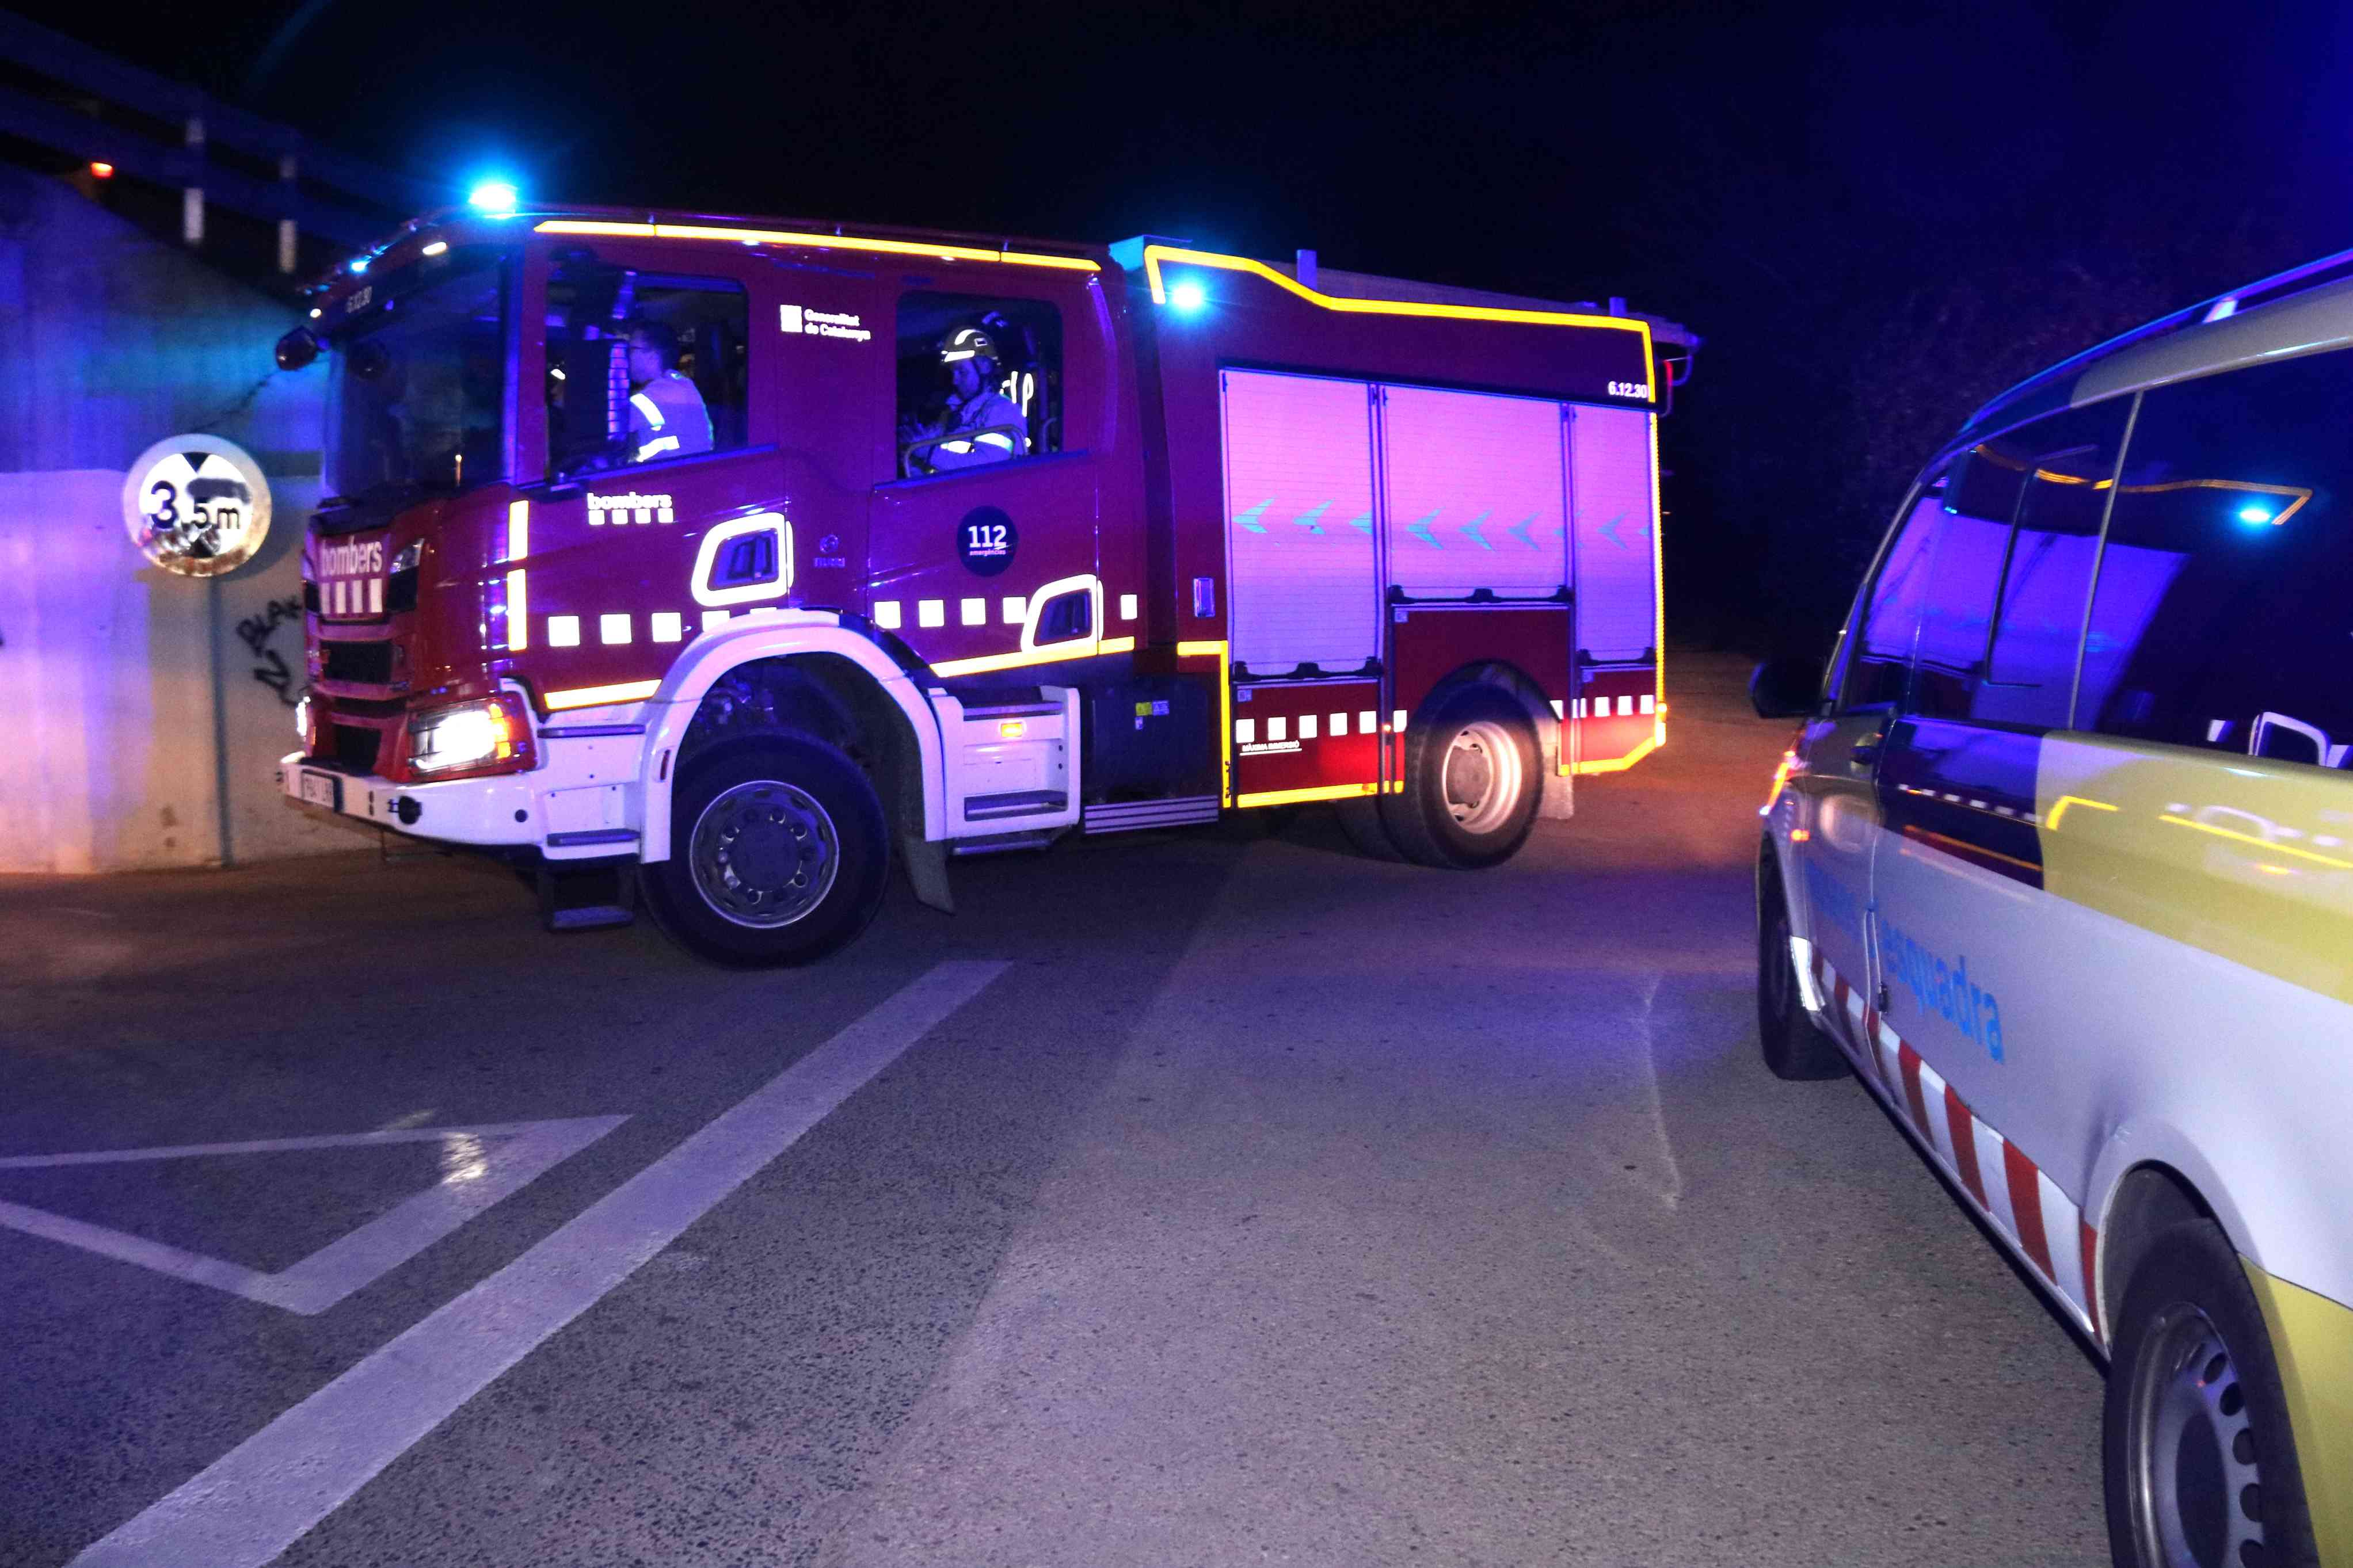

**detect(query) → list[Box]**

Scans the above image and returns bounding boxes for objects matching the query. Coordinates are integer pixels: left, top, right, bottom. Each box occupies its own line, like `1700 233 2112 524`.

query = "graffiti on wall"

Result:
237 595 304 706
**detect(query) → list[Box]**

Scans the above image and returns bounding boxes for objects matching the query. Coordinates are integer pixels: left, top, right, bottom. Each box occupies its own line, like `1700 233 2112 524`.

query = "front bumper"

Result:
277 735 644 861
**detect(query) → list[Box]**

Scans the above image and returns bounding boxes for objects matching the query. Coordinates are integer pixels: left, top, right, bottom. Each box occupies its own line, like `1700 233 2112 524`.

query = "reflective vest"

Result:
627 371 714 464
926 389 1027 470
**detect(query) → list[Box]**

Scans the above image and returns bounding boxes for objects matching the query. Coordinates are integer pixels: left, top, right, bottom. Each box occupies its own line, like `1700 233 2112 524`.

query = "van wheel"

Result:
2107 1220 2321 1568
1376 687 1539 868
1756 846 1845 1079
643 737 889 967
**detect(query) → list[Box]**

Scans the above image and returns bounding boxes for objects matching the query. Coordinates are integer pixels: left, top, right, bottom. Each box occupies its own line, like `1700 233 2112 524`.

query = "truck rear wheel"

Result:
1335 798 1406 860
1377 686 1539 869
644 737 889 967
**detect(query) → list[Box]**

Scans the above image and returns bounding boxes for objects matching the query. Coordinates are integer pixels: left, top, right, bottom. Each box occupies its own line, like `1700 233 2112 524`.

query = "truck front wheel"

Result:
644 737 889 967
1377 687 1540 869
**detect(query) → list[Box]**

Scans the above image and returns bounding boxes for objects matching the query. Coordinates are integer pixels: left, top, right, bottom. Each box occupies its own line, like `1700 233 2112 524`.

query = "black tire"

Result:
1376 686 1540 869
2105 1219 2321 1568
642 735 889 967
1756 845 1846 1079
1335 798 1406 861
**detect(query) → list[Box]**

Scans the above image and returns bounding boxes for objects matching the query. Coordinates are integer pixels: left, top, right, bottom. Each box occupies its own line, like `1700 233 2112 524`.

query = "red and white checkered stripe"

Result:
1811 948 2102 1340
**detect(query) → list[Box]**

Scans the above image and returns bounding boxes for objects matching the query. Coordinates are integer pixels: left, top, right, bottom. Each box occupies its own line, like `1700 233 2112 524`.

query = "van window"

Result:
894 291 1063 478
1909 402 2128 728
2084 352 2353 766
1837 471 1946 712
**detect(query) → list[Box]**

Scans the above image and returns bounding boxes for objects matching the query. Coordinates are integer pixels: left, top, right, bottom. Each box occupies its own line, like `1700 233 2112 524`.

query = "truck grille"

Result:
330 724 383 775
321 640 394 684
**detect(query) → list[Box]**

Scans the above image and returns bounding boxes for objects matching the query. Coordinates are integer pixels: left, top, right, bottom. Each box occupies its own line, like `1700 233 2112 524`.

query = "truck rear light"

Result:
399 692 536 781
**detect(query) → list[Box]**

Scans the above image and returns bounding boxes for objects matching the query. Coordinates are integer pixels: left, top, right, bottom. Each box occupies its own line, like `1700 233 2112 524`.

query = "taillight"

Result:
397 692 536 781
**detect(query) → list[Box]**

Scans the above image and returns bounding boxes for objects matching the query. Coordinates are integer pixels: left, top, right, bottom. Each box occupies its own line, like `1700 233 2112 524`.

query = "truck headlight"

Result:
294 691 312 743
402 692 535 779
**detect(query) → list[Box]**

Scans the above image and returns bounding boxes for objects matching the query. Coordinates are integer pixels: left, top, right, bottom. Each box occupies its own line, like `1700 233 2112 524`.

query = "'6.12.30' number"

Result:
1606 380 1651 400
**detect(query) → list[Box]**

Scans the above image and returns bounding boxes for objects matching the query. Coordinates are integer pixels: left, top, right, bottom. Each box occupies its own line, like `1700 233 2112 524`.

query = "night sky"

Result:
23 0 2353 644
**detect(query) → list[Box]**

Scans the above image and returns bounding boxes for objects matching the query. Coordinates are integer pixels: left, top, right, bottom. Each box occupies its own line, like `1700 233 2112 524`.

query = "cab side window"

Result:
893 292 1063 478
1836 471 1946 712
546 264 751 478
1907 401 2129 728
2084 352 2353 767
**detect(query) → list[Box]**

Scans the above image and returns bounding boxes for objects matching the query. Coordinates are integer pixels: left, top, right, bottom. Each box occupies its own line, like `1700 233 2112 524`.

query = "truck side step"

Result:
964 789 1069 822
536 861 638 933
951 830 1060 857
1083 795 1223 834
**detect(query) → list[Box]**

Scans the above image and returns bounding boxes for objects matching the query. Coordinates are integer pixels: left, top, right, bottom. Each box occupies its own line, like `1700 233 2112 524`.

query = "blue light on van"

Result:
468 181 520 214
2237 505 2275 525
1168 280 1207 313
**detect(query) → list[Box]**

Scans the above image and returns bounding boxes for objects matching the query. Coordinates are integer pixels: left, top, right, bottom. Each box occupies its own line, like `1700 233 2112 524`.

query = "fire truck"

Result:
273 204 1693 964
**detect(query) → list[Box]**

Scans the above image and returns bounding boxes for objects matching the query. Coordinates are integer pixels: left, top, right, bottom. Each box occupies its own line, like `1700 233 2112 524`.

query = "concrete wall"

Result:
0 165 372 871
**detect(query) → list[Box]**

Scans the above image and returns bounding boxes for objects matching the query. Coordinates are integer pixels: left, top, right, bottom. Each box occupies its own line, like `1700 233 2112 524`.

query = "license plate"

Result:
299 769 343 811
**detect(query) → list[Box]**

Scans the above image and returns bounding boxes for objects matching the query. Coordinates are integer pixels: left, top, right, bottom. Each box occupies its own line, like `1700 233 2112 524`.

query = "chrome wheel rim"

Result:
688 779 840 929
1441 719 1524 835
2128 1303 2268 1568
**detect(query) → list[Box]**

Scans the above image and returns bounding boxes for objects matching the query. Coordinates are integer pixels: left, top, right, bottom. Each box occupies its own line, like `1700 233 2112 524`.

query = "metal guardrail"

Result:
0 9 451 266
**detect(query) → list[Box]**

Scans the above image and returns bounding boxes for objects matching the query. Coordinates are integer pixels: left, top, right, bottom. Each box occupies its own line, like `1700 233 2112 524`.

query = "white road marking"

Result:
67 960 1009 1568
0 1117 626 1315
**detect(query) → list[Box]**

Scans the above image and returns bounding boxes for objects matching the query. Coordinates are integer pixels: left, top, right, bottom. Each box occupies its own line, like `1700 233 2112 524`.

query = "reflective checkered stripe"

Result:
1810 948 2103 1340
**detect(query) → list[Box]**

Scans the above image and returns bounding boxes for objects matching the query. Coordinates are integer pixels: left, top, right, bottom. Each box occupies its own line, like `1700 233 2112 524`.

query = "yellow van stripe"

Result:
2035 732 2353 1003
2244 1261 2353 1566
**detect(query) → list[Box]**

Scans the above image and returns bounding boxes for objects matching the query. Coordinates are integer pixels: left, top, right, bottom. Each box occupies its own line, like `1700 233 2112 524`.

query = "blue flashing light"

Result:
347 256 370 274
2237 505 2275 525
1169 278 1206 313
468 180 520 214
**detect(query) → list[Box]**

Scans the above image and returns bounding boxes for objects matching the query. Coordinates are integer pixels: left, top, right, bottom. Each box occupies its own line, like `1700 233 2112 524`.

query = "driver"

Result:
903 323 1026 473
624 320 713 464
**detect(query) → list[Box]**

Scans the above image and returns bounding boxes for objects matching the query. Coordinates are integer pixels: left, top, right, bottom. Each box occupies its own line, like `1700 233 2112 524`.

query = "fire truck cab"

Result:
276 207 1692 964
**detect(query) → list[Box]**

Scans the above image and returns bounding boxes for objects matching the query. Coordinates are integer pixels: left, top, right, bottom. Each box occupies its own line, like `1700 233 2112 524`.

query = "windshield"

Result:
323 247 511 502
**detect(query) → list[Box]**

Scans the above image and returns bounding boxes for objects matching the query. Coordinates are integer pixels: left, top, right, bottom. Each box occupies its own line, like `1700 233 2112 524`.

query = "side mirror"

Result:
1750 656 1825 719
274 327 320 371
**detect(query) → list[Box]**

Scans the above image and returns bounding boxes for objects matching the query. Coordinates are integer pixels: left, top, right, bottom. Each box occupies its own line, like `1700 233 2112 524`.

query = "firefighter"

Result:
624 320 714 464
903 323 1027 473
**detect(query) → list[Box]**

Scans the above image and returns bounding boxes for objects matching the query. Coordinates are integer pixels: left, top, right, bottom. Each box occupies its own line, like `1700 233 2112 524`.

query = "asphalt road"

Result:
0 652 2108 1567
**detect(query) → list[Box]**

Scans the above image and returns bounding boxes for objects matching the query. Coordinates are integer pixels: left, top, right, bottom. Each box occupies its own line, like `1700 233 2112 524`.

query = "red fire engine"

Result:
275 207 1693 964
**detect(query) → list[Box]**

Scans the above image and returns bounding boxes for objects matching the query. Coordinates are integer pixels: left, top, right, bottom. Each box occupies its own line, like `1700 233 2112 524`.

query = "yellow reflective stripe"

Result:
545 678 661 711
929 643 1102 678
1570 731 1662 775
629 392 665 430
636 435 680 460
535 220 1098 272
1175 639 1232 803
1238 783 1380 808
975 432 1015 449
1140 244 1657 391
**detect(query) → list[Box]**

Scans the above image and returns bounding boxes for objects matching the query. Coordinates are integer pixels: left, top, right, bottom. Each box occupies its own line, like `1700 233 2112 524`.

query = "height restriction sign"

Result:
121 434 273 577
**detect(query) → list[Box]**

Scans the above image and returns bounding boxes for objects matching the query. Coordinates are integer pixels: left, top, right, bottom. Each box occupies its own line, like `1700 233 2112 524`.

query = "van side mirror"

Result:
274 327 320 371
1750 657 1824 719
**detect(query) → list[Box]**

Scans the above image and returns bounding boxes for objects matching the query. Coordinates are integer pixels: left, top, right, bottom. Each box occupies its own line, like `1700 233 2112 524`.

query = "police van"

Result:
1752 252 2353 1568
